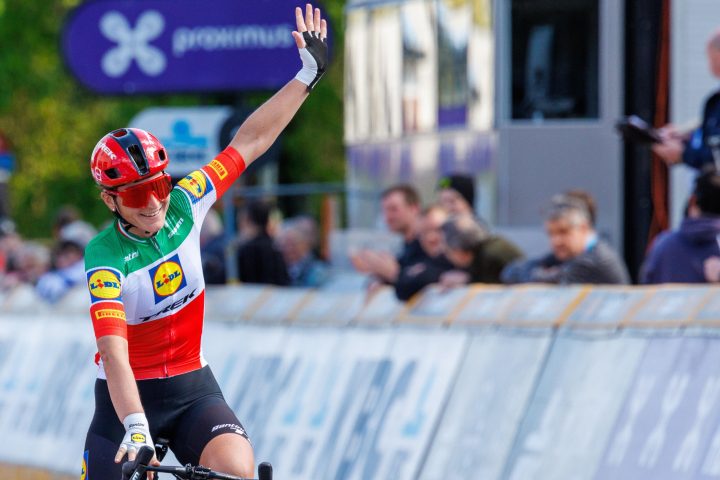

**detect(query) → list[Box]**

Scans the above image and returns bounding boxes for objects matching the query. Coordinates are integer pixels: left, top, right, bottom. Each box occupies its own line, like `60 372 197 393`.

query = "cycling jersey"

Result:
84 147 245 380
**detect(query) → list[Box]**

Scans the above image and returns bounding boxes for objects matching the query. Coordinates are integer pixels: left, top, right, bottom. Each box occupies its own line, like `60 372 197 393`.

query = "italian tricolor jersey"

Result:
84 147 245 380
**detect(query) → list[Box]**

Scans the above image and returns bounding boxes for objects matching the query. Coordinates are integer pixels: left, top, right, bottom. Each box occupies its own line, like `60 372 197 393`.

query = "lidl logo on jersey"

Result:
80 450 88 480
177 170 213 204
149 253 187 303
87 268 122 302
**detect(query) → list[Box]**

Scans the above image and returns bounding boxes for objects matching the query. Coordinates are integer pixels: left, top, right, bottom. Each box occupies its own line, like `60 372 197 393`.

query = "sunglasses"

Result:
107 173 173 209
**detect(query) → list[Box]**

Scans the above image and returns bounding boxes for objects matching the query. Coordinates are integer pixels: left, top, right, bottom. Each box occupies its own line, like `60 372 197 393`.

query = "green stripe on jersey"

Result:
85 189 196 275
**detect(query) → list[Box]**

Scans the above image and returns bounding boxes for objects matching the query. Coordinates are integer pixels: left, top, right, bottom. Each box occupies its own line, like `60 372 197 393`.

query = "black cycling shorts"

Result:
82 366 249 479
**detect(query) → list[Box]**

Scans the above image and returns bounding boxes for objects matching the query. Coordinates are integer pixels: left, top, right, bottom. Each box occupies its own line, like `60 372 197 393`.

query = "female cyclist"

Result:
81 4 328 478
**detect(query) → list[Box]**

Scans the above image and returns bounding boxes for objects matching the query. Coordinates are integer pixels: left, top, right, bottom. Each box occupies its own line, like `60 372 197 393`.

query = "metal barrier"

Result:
2 283 720 478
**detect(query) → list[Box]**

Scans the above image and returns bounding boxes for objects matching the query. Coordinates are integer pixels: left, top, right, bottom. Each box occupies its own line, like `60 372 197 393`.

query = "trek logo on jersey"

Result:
149 253 187 303
141 289 196 322
87 268 122 302
177 170 214 204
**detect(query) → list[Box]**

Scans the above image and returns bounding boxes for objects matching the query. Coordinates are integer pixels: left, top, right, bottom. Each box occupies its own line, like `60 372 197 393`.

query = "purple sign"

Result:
62 0 328 94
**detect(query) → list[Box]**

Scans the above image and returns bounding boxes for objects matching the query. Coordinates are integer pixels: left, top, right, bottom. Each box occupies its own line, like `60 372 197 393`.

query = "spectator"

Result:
565 189 597 227
653 29 720 170
200 208 227 285
395 205 454 300
292 215 322 254
437 173 476 217
350 184 423 284
277 217 329 287
35 239 86 303
1 241 50 290
502 192 630 284
53 205 96 245
235 200 289 285
0 217 20 277
642 168 720 283
439 215 523 288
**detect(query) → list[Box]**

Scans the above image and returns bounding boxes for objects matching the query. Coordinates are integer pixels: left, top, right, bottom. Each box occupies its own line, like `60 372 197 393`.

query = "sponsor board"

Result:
62 0 332 94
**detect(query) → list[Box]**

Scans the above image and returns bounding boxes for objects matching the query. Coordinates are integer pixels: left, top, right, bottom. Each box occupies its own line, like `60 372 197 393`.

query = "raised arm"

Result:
229 4 328 165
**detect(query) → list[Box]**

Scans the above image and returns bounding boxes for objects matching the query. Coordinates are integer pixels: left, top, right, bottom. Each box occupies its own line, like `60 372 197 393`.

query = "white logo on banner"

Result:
607 375 656 466
674 376 720 472
100 11 167 77
638 374 689 468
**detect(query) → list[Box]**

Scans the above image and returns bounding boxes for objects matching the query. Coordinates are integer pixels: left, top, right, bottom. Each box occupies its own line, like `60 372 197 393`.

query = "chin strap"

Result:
111 197 154 236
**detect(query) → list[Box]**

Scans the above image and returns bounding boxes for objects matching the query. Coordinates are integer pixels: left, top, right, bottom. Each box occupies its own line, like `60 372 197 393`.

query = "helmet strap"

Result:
111 196 154 237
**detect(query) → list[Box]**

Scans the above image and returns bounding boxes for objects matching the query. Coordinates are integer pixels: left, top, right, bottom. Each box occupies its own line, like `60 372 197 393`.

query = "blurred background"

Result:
3 0 720 479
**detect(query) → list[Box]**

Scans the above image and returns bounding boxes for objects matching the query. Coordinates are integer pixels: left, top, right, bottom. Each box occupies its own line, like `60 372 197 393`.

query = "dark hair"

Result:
695 168 720 215
381 184 421 207
441 215 489 251
244 201 272 229
438 174 475 210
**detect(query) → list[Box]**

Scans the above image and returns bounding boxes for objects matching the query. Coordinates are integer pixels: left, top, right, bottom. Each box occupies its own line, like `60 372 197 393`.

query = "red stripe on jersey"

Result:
90 301 128 339
201 146 246 198
127 290 206 379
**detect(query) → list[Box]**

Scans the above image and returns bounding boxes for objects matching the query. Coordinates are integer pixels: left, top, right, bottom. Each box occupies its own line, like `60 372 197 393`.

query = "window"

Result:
510 0 599 120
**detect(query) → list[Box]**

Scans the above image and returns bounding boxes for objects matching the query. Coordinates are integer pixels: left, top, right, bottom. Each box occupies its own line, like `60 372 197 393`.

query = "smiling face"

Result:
101 172 171 236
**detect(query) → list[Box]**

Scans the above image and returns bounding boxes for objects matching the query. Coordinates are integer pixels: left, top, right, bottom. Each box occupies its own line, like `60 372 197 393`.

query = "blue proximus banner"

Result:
62 0 331 94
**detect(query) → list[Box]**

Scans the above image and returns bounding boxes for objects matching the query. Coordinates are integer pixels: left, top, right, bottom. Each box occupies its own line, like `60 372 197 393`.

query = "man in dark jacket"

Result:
502 192 630 284
394 205 454 300
236 201 290 285
641 168 720 283
350 184 423 285
440 215 523 287
653 30 720 170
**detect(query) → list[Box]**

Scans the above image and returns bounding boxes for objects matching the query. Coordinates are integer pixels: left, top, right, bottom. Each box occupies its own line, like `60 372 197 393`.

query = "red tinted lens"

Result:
115 174 172 208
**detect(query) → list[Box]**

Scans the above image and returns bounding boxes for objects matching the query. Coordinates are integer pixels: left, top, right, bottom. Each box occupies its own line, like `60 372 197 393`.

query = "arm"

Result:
97 335 143 423
97 334 159 467
229 4 328 166
86 260 157 466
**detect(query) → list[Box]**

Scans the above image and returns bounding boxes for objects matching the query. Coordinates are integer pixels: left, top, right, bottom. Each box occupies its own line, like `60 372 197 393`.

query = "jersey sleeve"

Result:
174 147 246 224
85 238 128 340
86 264 127 339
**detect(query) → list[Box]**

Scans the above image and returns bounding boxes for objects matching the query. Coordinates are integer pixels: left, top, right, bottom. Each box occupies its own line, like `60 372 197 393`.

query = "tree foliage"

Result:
0 0 345 238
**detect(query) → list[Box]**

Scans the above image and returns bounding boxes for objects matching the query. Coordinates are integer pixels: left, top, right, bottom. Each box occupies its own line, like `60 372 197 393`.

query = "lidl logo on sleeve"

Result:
131 433 147 443
177 170 214 203
87 268 122 302
149 253 187 303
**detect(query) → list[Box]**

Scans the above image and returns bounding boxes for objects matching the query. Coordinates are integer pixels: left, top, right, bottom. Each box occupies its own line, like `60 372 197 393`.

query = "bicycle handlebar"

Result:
122 446 272 480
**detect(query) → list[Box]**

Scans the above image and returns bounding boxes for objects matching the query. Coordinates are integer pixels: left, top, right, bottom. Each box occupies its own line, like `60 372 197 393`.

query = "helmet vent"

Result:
105 168 120 179
111 129 128 138
158 149 166 161
128 144 149 175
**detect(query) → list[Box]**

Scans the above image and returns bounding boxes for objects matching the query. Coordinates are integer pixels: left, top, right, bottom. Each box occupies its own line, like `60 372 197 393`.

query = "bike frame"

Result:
144 464 247 480
122 445 272 480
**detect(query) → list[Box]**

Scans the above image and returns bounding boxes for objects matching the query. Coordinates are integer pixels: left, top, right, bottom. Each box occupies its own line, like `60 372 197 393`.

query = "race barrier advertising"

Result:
2 283 720 478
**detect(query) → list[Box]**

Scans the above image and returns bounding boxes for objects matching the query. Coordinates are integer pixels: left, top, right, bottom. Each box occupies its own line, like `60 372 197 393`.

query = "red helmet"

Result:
90 128 169 188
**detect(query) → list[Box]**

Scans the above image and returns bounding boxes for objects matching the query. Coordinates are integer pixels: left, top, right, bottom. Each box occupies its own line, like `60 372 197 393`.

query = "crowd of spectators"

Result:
1 165 719 306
